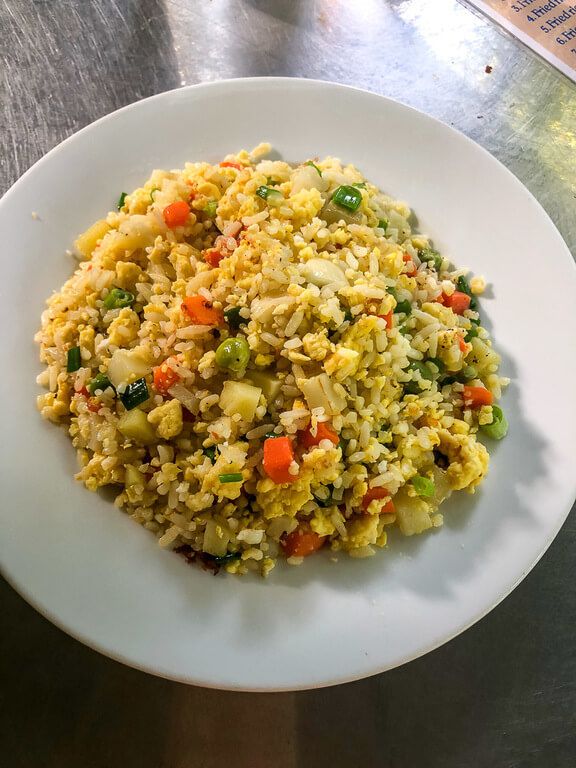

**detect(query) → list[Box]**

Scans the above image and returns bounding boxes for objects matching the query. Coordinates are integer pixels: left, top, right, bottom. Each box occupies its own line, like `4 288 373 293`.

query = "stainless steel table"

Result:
1 1 575 765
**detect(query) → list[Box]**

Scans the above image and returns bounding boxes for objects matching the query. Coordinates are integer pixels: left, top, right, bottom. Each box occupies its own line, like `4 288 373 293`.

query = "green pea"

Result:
215 337 250 371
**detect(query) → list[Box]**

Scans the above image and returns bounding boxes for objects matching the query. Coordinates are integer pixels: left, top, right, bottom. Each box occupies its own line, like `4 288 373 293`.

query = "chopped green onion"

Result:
420 248 443 272
224 306 244 329
457 275 477 310
204 200 218 217
264 432 277 439
117 192 127 210
103 287 135 310
464 326 479 342
481 405 508 440
462 365 478 380
394 299 412 315
203 446 217 463
377 218 389 232
313 486 334 508
331 185 363 212
404 361 434 394
67 347 81 373
399 325 411 336
219 473 243 484
426 357 445 375
441 375 457 386
88 373 113 395
343 308 353 323
352 182 367 189
411 475 435 498
206 552 241 566
470 315 481 326
456 275 472 296
149 187 160 203
120 378 149 410
256 185 283 203
305 160 322 176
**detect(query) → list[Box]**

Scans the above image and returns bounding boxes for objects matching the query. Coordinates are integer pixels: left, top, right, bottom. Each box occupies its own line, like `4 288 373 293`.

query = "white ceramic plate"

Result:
1 78 575 691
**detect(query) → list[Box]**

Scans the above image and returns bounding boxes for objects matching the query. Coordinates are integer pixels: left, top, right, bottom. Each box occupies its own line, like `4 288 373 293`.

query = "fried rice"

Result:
35 143 509 576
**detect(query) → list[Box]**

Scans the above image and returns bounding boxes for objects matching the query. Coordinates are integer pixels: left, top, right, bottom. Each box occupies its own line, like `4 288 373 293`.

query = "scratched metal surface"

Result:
1 1 575 766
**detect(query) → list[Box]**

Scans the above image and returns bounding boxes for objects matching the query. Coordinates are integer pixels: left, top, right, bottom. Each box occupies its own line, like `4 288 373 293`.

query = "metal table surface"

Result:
1 1 575 766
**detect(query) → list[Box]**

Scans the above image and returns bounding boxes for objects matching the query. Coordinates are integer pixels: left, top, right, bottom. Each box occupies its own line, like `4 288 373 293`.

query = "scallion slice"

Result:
420 248 443 272
331 185 363 212
224 306 244 329
480 405 508 440
305 160 322 176
377 218 389 232
117 192 127 210
67 346 81 373
256 185 283 203
88 373 113 395
120 378 149 410
103 287 135 310
411 475 435 498
218 472 243 484
394 299 412 315
204 200 218 217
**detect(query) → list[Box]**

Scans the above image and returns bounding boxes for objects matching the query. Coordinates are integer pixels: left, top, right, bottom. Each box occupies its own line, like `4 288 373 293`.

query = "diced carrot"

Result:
403 253 417 277
263 436 298 484
300 421 339 448
219 161 243 170
457 333 468 353
181 295 223 326
163 201 190 228
362 488 396 513
281 530 327 558
78 387 100 413
378 311 393 330
462 385 493 408
443 291 471 315
204 248 224 268
153 362 180 395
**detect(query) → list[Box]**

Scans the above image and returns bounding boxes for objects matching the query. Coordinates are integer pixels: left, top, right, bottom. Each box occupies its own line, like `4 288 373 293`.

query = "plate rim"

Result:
1 76 575 691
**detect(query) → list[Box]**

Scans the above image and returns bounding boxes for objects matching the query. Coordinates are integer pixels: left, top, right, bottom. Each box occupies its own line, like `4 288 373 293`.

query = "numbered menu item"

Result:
467 0 576 81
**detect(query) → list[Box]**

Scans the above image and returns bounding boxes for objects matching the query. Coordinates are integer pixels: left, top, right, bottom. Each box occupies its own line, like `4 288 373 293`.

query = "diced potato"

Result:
107 348 151 387
299 373 346 416
74 219 111 259
203 520 229 556
220 381 262 421
125 465 145 487
320 199 362 226
395 488 432 536
116 214 163 251
246 370 281 403
118 409 156 444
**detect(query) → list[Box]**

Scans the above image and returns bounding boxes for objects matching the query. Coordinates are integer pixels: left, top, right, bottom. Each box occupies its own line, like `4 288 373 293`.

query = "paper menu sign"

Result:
466 0 576 82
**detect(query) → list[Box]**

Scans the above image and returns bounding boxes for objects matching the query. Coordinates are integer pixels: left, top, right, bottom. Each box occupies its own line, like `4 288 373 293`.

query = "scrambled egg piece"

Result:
147 399 183 439
310 511 336 537
342 514 379 550
115 260 142 288
256 447 342 519
437 429 489 491
107 308 140 346
324 346 360 381
256 476 313 519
